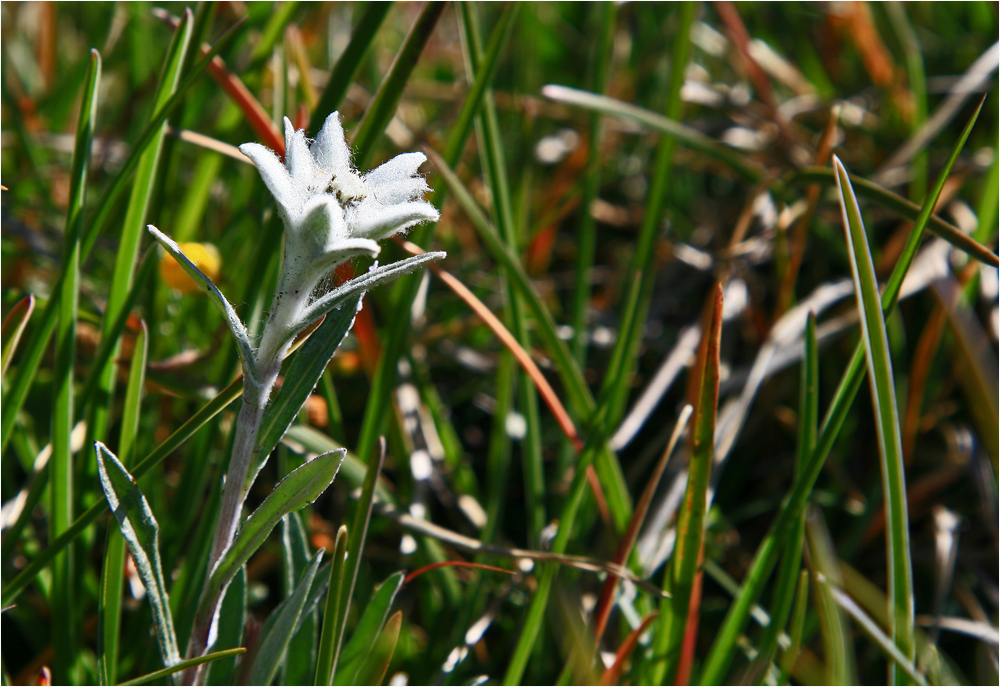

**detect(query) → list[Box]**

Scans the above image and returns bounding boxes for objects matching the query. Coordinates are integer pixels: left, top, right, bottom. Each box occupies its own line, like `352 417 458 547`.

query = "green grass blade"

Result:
805 507 856 685
749 313 817 683
333 572 405 685
0 18 244 455
651 283 722 685
351 2 446 169
50 48 100 684
116 648 247 686
90 9 192 448
698 99 984 685
2 377 242 607
777 570 810 684
822 579 928 686
785 174 997 269
246 550 324 687
309 3 392 133
1 293 34 379
541 84 764 183
315 525 348 686
834 156 914 681
95 442 181 669
460 2 546 545
98 320 148 685
329 440 387 680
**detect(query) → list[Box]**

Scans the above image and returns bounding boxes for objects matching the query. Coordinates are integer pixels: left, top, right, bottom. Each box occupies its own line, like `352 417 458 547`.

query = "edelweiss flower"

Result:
148 112 444 385
239 113 439 283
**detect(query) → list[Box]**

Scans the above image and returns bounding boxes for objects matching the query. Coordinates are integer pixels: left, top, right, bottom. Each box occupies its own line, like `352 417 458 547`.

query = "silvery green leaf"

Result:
147 225 257 382
95 441 181 670
298 252 446 327
211 449 345 591
245 550 324 687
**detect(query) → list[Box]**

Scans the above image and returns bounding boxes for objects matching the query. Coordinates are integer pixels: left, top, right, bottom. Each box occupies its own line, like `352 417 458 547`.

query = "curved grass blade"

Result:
542 85 764 183
98 321 148 686
351 1 446 168
834 156 914 681
822 579 928 686
698 96 984 686
749 314 817 683
116 648 246 686
96 442 181 670
651 284 723 685
281 512 320 686
805 507 857 684
333 572 405 686
245 550 324 687
1 293 33 378
90 9 192 448
309 3 393 133
0 18 245 455
50 48 100 683
777 570 810 684
315 525 348 686
787 166 997 268
147 225 257 381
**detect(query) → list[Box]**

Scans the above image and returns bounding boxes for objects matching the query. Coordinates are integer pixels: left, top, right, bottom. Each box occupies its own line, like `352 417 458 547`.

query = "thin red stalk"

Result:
601 612 660 685
404 560 515 585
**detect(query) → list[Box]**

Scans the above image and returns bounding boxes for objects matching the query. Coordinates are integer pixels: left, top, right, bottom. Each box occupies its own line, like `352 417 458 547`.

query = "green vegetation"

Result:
2 3 997 685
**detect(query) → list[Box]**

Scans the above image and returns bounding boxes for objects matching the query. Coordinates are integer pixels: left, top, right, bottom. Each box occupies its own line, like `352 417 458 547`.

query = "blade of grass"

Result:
351 1 446 169
541 84 764 183
98 320 148 686
601 611 660 686
786 164 998 268
116 648 246 686
309 3 393 133
748 313 817 683
0 18 245 455
698 86 984 687
425 146 632 526
651 284 723 685
328 439 387 680
777 570 810 685
1 294 34 378
205 566 246 686
460 2 547 544
834 155 914 682
315 525 348 686
822 579 928 686
50 48 99 684
89 9 192 463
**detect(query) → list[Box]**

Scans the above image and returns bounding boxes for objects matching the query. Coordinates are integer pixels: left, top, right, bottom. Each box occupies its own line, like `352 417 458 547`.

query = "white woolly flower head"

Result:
239 112 440 275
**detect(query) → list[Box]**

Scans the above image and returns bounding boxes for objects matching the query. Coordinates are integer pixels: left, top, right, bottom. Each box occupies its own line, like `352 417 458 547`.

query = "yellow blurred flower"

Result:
159 242 221 293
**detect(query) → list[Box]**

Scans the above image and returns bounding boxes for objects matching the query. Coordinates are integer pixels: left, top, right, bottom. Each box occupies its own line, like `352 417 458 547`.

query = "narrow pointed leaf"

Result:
117 648 246 686
316 526 349 686
206 567 247 686
354 610 402 687
652 284 723 684
245 551 325 687
211 450 345 591
95 442 181 669
250 294 362 492
834 156 914 679
299 252 446 326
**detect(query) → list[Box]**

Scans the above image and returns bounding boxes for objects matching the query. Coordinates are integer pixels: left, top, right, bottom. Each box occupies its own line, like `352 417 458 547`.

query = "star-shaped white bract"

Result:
239 113 439 289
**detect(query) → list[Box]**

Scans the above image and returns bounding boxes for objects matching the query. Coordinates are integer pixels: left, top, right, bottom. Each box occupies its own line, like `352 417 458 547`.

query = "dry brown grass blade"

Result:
601 612 660 685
